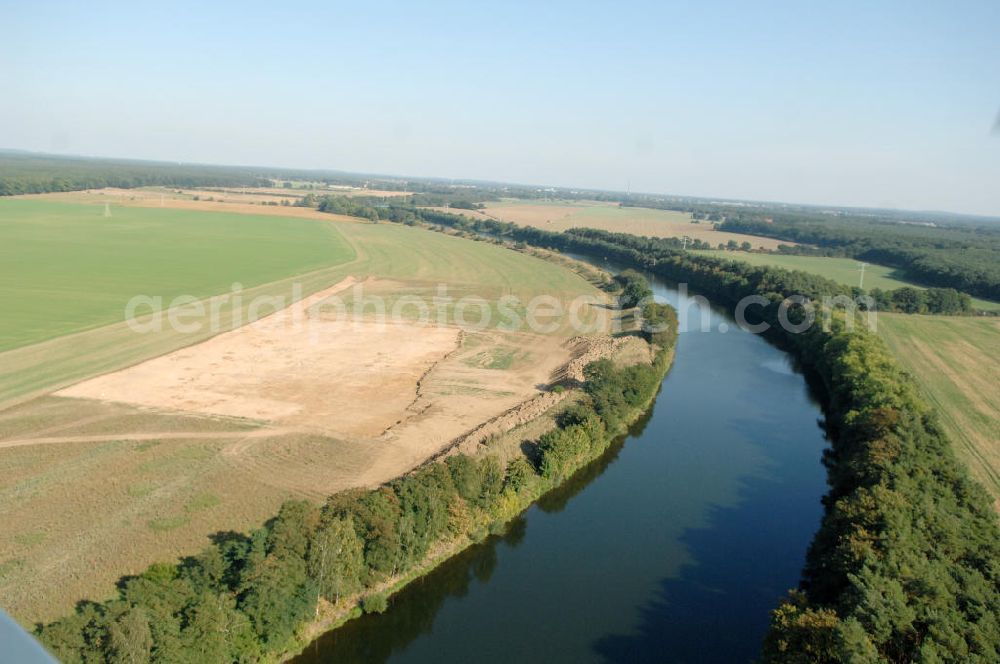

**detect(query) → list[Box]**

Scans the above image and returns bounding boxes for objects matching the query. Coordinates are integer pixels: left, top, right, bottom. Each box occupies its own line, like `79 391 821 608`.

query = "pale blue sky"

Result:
3 1 999 215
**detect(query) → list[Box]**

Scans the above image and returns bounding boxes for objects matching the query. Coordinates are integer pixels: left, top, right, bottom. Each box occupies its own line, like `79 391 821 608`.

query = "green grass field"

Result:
697 250 1000 311
878 314 1000 507
0 199 356 351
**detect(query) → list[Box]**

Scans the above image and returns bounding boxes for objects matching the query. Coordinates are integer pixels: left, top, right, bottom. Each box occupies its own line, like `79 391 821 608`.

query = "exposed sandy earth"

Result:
55 276 579 476
56 277 461 439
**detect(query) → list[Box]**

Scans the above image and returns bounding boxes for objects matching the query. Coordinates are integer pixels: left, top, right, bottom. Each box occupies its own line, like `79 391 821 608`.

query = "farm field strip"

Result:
0 197 610 623
436 199 791 250
696 250 1000 311
0 199 358 351
877 314 1000 507
0 261 361 410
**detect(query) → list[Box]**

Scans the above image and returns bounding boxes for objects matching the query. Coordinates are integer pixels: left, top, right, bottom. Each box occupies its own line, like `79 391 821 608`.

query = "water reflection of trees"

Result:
292 519 518 664
538 402 655 514
293 399 659 664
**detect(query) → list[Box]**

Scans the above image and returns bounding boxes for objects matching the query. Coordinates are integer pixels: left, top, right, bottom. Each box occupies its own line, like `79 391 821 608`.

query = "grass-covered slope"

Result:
0 199 356 351
877 314 1000 507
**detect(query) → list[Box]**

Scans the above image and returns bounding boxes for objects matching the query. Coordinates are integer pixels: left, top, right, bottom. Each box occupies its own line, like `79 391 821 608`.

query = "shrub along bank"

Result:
408 215 1000 662
36 293 677 663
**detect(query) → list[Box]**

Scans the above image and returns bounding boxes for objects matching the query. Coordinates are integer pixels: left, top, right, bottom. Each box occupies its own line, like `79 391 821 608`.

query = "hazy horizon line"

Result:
5 146 999 224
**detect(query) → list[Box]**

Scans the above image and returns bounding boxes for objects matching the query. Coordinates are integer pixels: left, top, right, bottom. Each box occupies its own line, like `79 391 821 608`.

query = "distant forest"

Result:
0 152 562 201
0 153 271 194
620 198 1000 301
719 214 1000 301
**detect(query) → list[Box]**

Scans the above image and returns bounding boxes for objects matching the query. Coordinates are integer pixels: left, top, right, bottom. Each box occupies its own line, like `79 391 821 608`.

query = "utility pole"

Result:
857 262 867 289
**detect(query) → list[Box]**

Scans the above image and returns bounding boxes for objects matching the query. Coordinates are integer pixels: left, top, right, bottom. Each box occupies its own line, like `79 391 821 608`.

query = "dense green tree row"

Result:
315 195 383 221
868 286 972 315
394 211 1000 661
36 285 677 664
429 219 1000 662
717 215 1000 301
615 197 999 303
760 326 1000 662
0 154 271 195
403 209 975 315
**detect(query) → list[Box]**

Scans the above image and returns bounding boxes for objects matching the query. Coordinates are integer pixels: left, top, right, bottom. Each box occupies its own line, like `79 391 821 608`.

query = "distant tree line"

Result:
0 151 632 204
717 214 1000 301
37 281 678 664
395 208 977 315
447 200 487 210
614 197 1000 304
0 154 271 195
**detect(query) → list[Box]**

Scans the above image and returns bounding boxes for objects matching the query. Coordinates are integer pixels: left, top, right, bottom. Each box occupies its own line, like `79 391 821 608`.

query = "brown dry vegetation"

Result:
0 199 616 623
431 199 792 250
19 185 409 209
14 187 353 222
877 314 1000 510
0 396 393 622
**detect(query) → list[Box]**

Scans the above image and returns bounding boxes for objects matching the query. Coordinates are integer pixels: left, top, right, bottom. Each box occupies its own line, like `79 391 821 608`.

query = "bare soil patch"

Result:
58 278 465 439
434 200 792 250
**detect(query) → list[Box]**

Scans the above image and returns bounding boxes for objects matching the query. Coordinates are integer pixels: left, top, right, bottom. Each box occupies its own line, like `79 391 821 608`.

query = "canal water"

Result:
293 270 829 664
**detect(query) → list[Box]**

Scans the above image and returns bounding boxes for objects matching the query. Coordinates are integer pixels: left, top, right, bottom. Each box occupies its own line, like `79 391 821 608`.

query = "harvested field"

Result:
18 185 409 215
431 199 790 250
57 279 463 438
0 198 612 623
0 403 370 622
11 188 360 222
878 314 1000 509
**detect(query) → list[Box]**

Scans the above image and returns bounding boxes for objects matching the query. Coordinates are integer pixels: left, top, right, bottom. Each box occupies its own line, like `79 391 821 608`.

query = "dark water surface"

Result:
293 271 829 664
